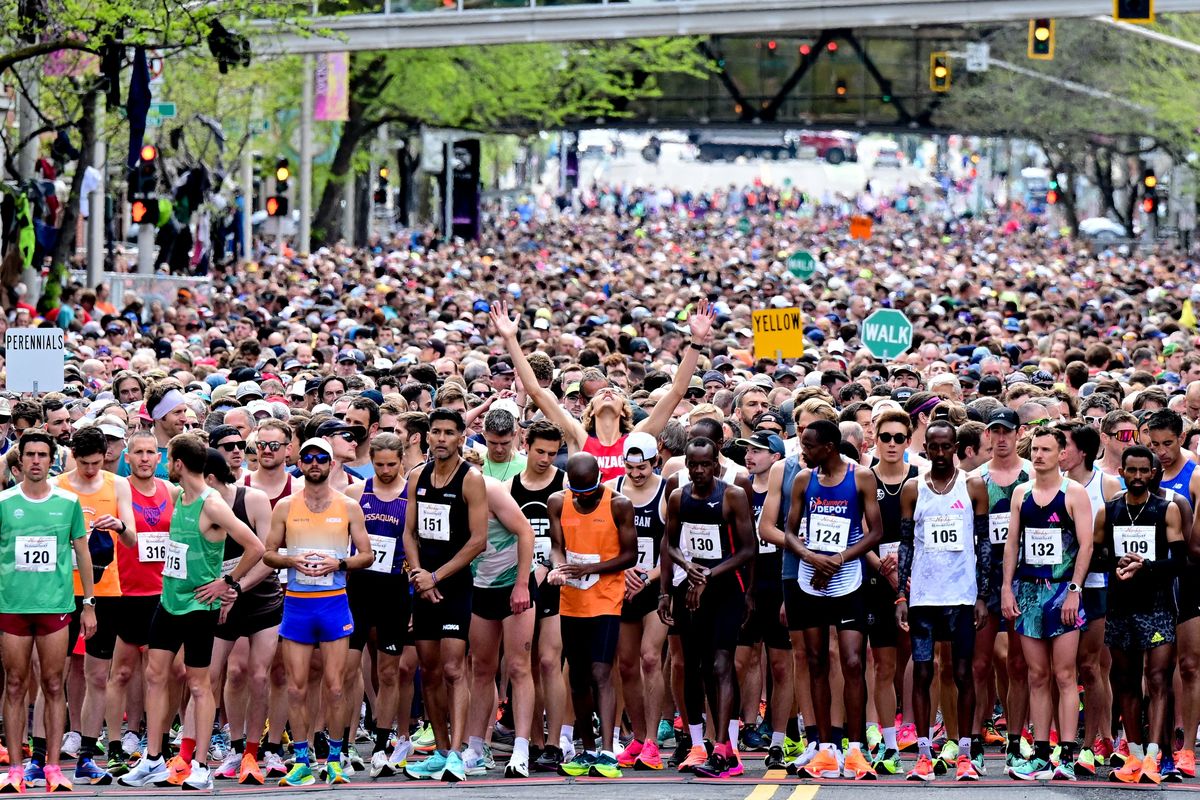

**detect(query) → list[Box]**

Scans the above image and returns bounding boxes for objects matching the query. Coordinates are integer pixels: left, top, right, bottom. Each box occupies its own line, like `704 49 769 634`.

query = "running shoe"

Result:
955 754 979 781
1109 738 1130 768
1094 737 1114 763
43 766 71 794
1075 747 1096 776
725 744 744 778
636 740 664 770
214 751 241 780
72 758 110 786
1176 748 1197 778
866 724 882 754
463 748 489 777
801 747 841 779
405 752 446 780
1138 754 1162 785
786 741 819 774
783 736 805 761
1053 760 1077 781
279 762 315 787
0 766 23 794
58 734 79 763
20 765 42 791
872 749 903 775
677 743 708 773
617 739 642 769
183 762 212 791
588 752 622 779
935 740 958 775
441 751 466 782
693 750 728 779
116 756 166 788
238 752 264 785
0 743 9 767
669 736 692 769
557 752 595 777
764 745 786 771
971 751 986 777
741 727 769 752
533 745 563 772
897 724 918 752
907 754 934 782
656 720 674 746
208 734 228 763
1008 756 1052 781
325 761 348 785
263 751 288 778
389 737 413 770
158 756 191 787
478 745 496 770
1110 755 1143 783
504 752 529 778
370 751 393 779
1162 754 1183 783
843 746 875 780
983 720 1005 746
1050 745 1061 767
346 744 365 772
412 724 437 754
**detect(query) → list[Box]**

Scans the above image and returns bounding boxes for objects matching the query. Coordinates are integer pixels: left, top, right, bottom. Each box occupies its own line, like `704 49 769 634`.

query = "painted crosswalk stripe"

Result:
786 785 821 800
744 783 781 800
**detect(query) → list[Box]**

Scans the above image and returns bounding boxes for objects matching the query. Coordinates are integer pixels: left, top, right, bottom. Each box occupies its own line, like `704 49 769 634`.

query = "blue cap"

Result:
736 431 786 457
472 300 491 313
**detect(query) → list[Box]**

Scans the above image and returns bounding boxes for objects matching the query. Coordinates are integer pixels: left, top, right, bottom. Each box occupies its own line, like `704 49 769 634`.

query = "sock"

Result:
328 738 343 763
559 725 573 745
1006 733 1021 756
232 738 245 755
1034 740 1051 762
958 736 971 755
375 727 390 753
728 720 739 747
80 735 98 761
787 716 801 740
805 726 819 745
883 726 897 751
971 734 984 758
294 740 310 766
831 726 845 745
180 738 196 764
31 737 46 766
819 742 835 751
514 737 529 761
688 724 704 743
1060 740 1077 763
928 726 937 740
1144 742 1158 758
467 736 485 763
161 734 173 758
343 727 351 746
849 741 863 755
246 741 259 760
771 731 785 748
917 737 932 759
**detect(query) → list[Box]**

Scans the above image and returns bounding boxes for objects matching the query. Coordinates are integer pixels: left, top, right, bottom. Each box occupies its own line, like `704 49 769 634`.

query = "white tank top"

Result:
1083 469 1108 588
911 471 978 607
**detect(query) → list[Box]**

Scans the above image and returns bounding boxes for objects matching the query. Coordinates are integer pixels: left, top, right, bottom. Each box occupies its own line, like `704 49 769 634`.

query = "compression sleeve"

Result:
974 513 991 600
896 517 916 599
1143 538 1188 584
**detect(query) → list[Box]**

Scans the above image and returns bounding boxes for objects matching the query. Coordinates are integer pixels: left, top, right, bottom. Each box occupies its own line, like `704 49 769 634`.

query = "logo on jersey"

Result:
877 489 885 501
1048 512 1060 523
134 498 168 527
951 499 965 510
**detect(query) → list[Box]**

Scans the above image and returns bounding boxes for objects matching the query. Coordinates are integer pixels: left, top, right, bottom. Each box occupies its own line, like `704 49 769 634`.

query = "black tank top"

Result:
679 479 741 589
224 486 282 601
750 486 781 591
413 459 473 588
1106 494 1173 612
872 464 918 548
617 475 666 573
511 469 566 566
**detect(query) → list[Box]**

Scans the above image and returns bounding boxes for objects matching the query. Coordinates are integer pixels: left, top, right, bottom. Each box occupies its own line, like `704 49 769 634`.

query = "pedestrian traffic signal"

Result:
128 143 159 225
266 195 288 217
374 166 390 205
1143 169 1158 190
929 52 951 93
1029 19 1054 60
1114 0 1153 23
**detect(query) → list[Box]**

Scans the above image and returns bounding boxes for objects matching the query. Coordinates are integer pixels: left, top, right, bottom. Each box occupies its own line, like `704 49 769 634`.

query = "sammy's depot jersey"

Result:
799 464 864 597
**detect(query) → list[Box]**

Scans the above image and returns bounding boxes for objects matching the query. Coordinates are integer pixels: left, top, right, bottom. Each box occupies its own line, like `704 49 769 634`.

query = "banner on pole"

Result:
314 52 349 122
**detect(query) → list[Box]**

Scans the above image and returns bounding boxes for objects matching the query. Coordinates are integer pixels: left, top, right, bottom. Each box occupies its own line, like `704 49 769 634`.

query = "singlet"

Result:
616 475 666 574
911 472 977 607
558 486 623 618
162 487 225 615
750 482 781 591
799 463 863 597
0 485 87 615
223 487 282 602
1161 458 1198 507
980 460 1032 582
779 454 804 581
243 473 294 509
1017 478 1078 581
412 459 473 591
584 434 628 483
353 478 408 576
873 464 919 561
283 493 351 594
56 472 123 597
123 478 172 596
1105 493 1173 613
1083 470 1109 589
511 469 565 566
483 453 527 482
676 479 742 591
471 516 528 589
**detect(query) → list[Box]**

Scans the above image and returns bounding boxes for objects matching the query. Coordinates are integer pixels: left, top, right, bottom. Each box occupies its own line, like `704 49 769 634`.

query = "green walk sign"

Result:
787 251 816 279
861 309 913 360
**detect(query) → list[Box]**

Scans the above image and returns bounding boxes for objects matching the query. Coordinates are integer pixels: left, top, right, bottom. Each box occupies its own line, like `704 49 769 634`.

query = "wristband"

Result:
894 596 907 605
431 571 438 585
687 341 705 351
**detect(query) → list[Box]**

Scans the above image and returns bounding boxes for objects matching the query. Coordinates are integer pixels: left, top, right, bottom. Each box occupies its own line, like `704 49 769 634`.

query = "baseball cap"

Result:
299 438 334 457
870 400 904 420
247 400 274 418
702 370 726 386
754 409 788 430
235 382 264 401
564 382 581 397
491 362 514 376
491 399 522 419
623 431 658 463
1031 370 1055 387
891 364 920 379
95 415 127 440
712 355 735 371
316 419 354 438
891 387 915 403
978 375 1003 396
736 431 785 456
987 408 1020 430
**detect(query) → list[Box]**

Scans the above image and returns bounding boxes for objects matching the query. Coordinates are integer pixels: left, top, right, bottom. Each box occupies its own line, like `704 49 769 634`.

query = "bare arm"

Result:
343 502 375 571
262 498 296 570
634 299 714 437
1066 482 1093 588
236 489 279 592
757 460 787 548
401 466 423 573
710 485 755 582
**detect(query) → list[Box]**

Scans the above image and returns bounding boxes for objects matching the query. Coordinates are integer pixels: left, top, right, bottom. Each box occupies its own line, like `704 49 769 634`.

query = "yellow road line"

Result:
744 783 781 800
786 785 821 800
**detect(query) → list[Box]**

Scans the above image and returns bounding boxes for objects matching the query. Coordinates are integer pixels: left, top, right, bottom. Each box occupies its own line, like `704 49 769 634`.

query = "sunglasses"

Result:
1113 429 1138 443
217 441 247 452
0 417 11 425
877 432 909 445
258 441 286 452
300 452 332 464
685 389 706 400
756 426 783 435
378 427 396 434
337 430 365 444
1026 418 1050 427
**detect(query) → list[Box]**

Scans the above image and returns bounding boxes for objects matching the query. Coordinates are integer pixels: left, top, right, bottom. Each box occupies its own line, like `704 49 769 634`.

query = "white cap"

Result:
299 438 333 457
870 399 904 420
491 399 522 419
623 431 658 463
247 400 274 418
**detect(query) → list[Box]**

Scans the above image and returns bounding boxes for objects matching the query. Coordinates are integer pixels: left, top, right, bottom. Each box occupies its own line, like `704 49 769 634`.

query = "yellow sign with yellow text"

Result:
752 308 805 360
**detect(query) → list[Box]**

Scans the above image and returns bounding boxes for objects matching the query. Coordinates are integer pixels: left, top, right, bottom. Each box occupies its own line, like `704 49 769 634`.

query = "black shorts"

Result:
412 581 472 642
147 605 220 669
1106 609 1178 651
69 597 115 660
737 583 791 650
621 583 660 624
670 579 747 654
909 604 976 663
1177 578 1200 625
473 573 538 622
1083 587 1107 622
109 595 160 648
783 581 868 632
561 614 621 694
348 571 412 654
215 585 283 642
864 575 900 648
536 578 560 619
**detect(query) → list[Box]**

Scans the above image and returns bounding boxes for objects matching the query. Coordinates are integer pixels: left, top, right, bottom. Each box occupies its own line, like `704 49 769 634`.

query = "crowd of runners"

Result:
0 188 1192 791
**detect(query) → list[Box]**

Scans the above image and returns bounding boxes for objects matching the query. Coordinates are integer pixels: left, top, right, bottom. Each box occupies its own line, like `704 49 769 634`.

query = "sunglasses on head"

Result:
1113 429 1138 443
258 441 286 452
337 430 365 444
301 452 332 464
877 432 909 445
1026 418 1050 428
217 441 246 452
756 425 783 435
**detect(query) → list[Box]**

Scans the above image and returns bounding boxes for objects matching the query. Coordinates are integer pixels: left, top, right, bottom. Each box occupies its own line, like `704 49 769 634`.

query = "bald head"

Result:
566 452 600 490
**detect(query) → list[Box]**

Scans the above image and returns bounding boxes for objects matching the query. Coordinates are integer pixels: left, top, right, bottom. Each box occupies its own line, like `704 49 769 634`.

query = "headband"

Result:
908 396 940 419
151 389 186 421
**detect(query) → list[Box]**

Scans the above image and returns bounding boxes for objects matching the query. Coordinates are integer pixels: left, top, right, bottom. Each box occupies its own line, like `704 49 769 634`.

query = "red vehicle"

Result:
690 129 857 164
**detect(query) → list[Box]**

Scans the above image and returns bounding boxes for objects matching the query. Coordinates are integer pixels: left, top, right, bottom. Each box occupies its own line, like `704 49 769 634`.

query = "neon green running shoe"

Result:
280 763 315 787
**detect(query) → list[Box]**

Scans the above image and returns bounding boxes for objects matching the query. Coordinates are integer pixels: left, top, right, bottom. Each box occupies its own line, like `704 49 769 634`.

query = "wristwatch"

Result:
338 559 348 572
1067 582 1082 594
223 574 242 594
81 596 96 607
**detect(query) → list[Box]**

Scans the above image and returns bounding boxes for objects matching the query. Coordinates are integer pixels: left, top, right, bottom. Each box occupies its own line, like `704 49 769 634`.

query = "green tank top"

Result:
162 487 225 615
470 517 526 589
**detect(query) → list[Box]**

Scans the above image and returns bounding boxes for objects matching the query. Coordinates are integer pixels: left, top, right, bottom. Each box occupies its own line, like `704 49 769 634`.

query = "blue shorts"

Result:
279 591 354 645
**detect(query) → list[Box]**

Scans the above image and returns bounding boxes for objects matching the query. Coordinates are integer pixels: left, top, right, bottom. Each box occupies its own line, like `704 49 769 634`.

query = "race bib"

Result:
924 514 964 552
565 550 599 591
162 540 188 580
682 523 721 559
277 548 288 584
807 513 850 554
418 503 451 541
533 537 551 565
295 548 337 586
1023 527 1062 566
989 513 1010 546
1114 525 1156 560
366 535 397 574
758 534 778 554
138 532 169 563
635 537 655 571
878 542 900 559
15 536 56 573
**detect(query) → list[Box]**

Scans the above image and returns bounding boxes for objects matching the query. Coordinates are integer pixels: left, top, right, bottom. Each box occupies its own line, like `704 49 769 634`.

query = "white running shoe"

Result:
183 761 213 791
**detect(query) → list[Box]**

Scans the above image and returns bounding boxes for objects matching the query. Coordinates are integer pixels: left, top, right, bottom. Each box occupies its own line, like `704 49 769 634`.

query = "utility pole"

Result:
86 92 106 286
241 147 254 262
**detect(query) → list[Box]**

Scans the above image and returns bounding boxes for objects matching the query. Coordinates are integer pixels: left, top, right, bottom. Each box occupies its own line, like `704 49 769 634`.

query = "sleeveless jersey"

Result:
471 516 528 589
1161 459 1198 507
1105 493 1173 614
678 480 740 583
584 434 628 483
353 478 408 576
511 469 565 566
1017 478 1078 581
162 488 225 614
558 486 623 618
123 478 172 596
800 463 863 597
56 472 122 597
750 484 781 591
980 460 1031 587
222 487 283 602
779 453 804 581
911 472 977 606
1083 470 1109 589
412 459 473 591
873 464 919 561
284 493 350 594
616 475 665 574
244 473 294 509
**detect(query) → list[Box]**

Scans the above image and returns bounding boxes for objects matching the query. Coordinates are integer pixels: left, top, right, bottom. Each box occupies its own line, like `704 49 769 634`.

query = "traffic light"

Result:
1114 0 1153 22
929 52 951 93
128 143 159 226
834 79 847 99
268 157 289 217
374 166 389 205
1143 168 1158 190
1029 19 1054 60
1142 168 1159 214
